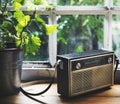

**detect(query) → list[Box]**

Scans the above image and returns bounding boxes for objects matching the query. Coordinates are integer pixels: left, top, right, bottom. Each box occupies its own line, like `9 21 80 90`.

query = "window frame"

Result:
7 0 120 80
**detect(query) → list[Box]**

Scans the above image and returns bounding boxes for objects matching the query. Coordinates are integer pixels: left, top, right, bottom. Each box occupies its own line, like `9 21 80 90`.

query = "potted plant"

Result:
0 0 56 96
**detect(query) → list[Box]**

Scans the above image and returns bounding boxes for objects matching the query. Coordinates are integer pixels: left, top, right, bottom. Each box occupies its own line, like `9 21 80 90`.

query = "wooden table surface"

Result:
0 83 120 104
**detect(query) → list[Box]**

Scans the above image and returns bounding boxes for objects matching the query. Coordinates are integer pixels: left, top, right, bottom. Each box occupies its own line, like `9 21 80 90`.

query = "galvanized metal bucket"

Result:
0 48 23 96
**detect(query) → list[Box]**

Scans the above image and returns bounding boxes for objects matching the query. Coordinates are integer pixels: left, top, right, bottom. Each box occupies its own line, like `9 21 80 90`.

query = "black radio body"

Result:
57 50 115 97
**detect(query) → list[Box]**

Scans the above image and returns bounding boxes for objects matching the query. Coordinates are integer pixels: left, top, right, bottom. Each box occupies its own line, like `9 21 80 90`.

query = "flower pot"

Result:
0 48 23 96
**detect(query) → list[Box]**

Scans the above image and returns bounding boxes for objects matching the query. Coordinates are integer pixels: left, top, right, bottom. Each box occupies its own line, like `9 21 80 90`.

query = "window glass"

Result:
1 0 17 5
113 0 120 6
57 0 103 6
57 15 104 55
24 15 49 61
112 15 120 61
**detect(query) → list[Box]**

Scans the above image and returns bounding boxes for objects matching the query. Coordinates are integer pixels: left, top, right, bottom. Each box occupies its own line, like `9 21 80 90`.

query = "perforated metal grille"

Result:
71 64 113 95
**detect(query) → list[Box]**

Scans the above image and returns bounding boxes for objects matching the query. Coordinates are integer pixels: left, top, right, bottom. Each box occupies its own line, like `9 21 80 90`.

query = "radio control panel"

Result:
71 54 113 71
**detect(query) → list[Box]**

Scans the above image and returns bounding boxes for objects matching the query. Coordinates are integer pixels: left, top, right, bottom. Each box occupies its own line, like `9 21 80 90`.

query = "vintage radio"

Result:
57 50 115 97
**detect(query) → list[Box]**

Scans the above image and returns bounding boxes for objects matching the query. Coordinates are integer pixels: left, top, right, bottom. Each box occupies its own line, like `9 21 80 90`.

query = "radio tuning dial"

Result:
76 63 81 69
108 57 112 64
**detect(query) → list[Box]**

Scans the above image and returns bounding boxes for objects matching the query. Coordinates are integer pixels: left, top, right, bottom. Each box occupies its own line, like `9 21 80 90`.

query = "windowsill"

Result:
21 63 120 84
21 68 55 82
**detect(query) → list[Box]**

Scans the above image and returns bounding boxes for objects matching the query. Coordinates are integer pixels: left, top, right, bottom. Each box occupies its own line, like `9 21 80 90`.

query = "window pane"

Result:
112 15 120 61
1 0 17 5
57 0 103 6
57 15 104 55
24 15 49 61
113 0 120 6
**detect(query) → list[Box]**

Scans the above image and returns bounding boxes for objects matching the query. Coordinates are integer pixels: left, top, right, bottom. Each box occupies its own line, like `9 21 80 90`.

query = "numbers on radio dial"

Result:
76 63 81 69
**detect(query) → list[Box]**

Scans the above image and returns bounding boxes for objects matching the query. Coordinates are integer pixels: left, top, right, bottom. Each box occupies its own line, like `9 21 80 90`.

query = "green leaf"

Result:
13 1 22 11
46 4 54 10
3 11 7 15
34 0 48 5
57 37 68 45
19 15 30 27
82 19 89 26
14 0 23 3
14 10 24 20
31 36 41 46
35 14 45 24
24 35 41 56
46 25 57 35
76 45 83 52
15 24 23 32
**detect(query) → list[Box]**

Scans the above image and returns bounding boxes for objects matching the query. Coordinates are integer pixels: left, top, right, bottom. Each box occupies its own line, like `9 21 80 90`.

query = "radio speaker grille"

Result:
71 64 113 95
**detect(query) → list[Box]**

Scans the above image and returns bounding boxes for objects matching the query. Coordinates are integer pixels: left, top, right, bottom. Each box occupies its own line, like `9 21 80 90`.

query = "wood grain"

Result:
0 83 120 104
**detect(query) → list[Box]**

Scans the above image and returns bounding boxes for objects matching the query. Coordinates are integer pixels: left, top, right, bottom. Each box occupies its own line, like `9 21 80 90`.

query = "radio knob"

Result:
76 63 81 69
108 57 112 64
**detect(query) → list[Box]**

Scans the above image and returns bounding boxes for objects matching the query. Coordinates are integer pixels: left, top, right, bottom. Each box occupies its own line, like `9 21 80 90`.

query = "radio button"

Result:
76 63 81 69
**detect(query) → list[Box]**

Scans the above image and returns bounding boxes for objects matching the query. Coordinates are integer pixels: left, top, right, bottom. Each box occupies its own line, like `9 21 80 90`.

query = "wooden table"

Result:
0 83 120 104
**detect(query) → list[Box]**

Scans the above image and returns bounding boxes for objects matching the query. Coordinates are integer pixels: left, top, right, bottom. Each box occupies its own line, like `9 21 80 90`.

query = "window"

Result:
57 0 104 6
24 15 49 61
113 0 120 6
113 15 120 60
57 15 104 55
55 0 120 62
4 0 120 80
